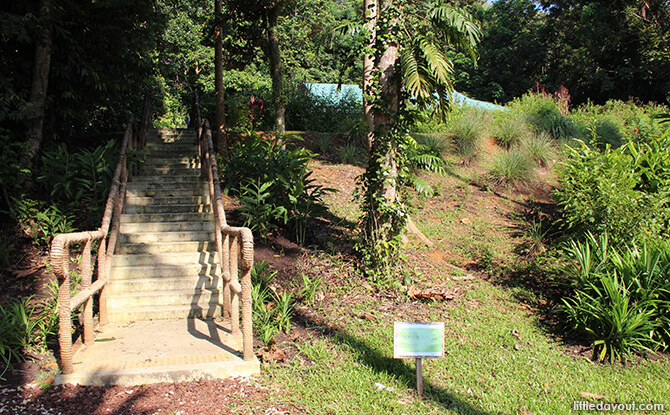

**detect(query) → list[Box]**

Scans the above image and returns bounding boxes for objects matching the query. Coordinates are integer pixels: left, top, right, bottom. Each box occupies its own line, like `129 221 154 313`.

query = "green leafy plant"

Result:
299 273 323 306
339 142 358 164
238 179 288 243
449 112 485 164
553 136 670 243
561 233 670 362
222 134 332 245
493 116 530 149
0 291 59 379
12 199 76 247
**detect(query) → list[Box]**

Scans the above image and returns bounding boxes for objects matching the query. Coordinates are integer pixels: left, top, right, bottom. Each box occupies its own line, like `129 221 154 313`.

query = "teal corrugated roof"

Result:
303 83 506 111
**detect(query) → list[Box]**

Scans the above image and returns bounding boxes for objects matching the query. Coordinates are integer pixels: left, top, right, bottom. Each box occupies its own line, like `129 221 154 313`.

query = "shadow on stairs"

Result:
55 128 259 386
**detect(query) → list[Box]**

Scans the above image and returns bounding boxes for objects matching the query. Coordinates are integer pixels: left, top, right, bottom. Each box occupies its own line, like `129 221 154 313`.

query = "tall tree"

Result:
359 0 480 278
20 0 53 187
214 0 227 152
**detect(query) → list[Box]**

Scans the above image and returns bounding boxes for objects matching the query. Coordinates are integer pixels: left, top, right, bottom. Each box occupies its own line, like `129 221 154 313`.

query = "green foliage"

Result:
250 261 295 347
0 132 30 206
553 136 670 243
493 116 530 149
449 109 487 163
521 132 555 168
221 134 332 245
513 94 580 140
286 89 361 134
488 148 536 188
37 140 118 228
299 273 323 306
561 233 670 362
412 133 450 157
339 142 359 165
238 180 287 243
0 291 59 379
12 198 76 247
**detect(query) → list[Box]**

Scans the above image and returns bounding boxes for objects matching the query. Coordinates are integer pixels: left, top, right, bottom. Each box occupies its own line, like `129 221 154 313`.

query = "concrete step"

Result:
109 264 222 281
120 212 212 223
128 175 204 184
119 230 215 244
119 221 214 233
108 275 222 295
140 166 201 176
107 305 222 322
55 319 259 386
123 203 209 214
108 289 221 308
111 251 220 267
126 186 208 198
142 158 201 168
126 180 205 191
124 195 211 207
118 241 217 254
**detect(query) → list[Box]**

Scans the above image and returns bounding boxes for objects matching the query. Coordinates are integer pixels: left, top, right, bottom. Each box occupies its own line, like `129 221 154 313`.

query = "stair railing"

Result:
49 95 151 375
194 96 254 361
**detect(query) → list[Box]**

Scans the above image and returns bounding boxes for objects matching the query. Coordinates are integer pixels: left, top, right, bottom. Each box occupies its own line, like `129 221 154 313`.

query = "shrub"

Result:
561 233 670 362
488 148 536 188
553 136 670 244
412 133 451 157
286 89 361 134
221 134 333 244
250 261 295 347
507 93 580 141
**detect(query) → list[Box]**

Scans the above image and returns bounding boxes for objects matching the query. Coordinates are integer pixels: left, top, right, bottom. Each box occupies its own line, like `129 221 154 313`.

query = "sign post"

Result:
394 322 444 396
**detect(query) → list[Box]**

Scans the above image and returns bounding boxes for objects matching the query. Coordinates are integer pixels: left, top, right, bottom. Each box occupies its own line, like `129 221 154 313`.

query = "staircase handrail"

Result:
49 94 152 375
193 94 254 361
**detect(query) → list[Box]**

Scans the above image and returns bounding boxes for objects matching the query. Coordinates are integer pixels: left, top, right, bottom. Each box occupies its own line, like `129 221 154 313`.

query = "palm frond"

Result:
400 47 432 100
417 36 453 85
405 175 435 196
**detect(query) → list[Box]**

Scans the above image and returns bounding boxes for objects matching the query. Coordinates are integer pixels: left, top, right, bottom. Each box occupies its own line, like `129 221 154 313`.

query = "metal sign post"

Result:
394 322 444 396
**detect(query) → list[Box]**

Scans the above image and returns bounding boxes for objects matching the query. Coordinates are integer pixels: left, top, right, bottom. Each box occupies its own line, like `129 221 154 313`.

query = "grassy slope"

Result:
261 140 669 414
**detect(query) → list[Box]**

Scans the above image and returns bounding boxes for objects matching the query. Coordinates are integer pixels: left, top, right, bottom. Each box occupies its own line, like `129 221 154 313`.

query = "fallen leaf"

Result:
452 274 475 281
512 328 521 339
461 218 471 224
580 391 605 400
359 311 377 321
408 285 458 301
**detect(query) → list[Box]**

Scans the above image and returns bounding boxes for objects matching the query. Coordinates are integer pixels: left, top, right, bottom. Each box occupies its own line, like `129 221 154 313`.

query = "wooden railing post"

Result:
82 239 94 345
50 96 152 376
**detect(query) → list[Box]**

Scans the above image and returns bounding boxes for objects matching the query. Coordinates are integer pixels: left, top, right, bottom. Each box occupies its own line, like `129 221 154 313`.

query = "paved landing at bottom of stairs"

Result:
55 318 260 386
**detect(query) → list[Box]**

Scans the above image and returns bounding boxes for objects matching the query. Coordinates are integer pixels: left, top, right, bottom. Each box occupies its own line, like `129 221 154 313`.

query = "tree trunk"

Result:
20 0 53 188
363 0 377 150
373 0 400 207
214 0 227 155
266 7 285 137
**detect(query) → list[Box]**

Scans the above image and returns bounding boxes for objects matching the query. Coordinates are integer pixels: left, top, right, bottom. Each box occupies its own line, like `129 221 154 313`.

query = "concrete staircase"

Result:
108 128 223 322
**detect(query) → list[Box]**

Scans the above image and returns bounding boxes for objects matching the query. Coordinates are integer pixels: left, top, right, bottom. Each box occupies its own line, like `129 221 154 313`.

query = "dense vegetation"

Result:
2 0 670 393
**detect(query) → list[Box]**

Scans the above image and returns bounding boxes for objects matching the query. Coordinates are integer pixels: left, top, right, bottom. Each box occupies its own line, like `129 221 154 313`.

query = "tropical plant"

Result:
449 111 486 164
299 273 323 306
221 134 333 245
553 135 670 243
561 233 670 362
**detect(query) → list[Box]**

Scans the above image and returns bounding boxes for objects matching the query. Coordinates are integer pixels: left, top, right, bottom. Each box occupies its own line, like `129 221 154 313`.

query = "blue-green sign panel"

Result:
394 322 445 358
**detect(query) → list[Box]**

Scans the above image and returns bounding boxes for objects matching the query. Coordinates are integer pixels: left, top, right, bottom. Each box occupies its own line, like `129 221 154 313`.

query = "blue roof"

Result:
304 83 506 111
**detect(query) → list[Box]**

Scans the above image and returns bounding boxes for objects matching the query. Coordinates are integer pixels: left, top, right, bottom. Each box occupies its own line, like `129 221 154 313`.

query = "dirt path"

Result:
0 378 306 414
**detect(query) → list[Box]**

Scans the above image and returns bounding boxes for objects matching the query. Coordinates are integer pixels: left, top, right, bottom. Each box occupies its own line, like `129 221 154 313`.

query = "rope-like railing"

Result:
50 94 151 374
194 95 254 361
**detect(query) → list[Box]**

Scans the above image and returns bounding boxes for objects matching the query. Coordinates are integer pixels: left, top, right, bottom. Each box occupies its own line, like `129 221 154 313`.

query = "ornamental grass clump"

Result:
493 116 530 149
450 113 486 165
488 148 536 188
522 132 556 168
